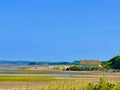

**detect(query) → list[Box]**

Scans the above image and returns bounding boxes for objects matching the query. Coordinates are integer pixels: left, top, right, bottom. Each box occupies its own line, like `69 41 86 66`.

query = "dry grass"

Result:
0 74 120 90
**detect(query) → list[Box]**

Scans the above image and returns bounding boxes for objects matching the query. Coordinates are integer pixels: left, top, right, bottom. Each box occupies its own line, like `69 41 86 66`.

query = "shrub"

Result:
85 78 116 90
66 65 80 71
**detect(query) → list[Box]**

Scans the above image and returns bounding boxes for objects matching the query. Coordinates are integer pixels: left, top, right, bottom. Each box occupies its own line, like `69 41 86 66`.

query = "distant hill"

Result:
0 60 30 66
109 56 120 69
0 60 79 66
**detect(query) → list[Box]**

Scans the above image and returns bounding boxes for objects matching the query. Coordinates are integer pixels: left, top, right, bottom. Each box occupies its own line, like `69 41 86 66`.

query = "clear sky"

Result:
0 0 120 61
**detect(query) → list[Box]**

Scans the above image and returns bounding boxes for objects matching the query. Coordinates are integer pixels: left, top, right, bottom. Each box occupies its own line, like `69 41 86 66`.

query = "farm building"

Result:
80 60 101 67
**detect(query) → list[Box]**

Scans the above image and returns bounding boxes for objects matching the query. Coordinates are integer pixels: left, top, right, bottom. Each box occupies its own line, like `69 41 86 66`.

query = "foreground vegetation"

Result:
0 75 120 90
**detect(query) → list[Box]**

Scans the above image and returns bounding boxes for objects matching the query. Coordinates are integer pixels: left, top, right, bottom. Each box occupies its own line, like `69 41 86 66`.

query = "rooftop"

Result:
80 60 100 65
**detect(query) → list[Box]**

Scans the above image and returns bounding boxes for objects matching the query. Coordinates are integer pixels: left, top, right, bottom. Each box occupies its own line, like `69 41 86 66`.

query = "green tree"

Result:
101 61 111 69
109 55 120 69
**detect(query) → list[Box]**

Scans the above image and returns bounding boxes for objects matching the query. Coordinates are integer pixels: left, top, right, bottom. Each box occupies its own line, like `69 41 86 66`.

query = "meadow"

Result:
0 73 120 90
0 66 120 90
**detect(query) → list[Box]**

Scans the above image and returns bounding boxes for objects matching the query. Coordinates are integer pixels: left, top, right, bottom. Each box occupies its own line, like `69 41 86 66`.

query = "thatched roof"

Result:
80 60 100 65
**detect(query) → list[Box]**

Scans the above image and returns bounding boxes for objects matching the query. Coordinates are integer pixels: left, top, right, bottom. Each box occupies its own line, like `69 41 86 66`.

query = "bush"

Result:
66 65 80 71
66 65 102 71
85 78 116 90
82 66 102 71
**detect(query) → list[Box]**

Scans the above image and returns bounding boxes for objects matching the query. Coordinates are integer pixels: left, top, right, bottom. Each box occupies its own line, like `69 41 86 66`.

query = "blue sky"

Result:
0 0 120 61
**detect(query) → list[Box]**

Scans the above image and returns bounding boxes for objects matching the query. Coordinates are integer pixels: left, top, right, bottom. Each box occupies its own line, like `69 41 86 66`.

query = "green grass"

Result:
0 76 54 82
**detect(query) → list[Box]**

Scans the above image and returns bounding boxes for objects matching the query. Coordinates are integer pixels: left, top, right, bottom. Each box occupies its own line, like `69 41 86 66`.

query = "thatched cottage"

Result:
80 60 101 67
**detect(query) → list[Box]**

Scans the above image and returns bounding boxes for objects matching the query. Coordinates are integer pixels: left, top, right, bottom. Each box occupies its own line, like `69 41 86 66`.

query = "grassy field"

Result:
0 67 120 90
0 73 120 90
0 76 55 82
